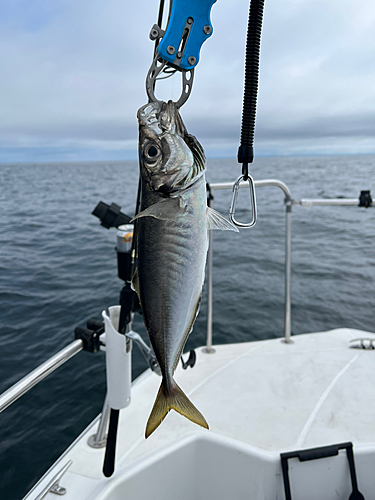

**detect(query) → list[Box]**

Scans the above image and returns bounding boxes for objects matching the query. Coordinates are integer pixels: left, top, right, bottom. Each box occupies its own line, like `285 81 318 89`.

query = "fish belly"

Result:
137 201 207 381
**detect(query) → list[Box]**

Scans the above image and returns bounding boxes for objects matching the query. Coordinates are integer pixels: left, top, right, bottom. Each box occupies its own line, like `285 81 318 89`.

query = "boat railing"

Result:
203 180 373 352
0 339 83 414
0 178 372 451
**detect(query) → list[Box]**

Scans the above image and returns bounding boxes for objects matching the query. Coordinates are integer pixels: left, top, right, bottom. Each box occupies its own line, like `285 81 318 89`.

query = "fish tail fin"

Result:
145 379 209 438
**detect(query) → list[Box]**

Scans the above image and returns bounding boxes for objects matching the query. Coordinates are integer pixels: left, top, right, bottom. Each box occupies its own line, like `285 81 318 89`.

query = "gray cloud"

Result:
0 0 374 161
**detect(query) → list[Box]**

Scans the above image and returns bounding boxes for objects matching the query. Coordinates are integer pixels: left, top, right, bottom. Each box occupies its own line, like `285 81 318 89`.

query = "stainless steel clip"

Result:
229 175 257 228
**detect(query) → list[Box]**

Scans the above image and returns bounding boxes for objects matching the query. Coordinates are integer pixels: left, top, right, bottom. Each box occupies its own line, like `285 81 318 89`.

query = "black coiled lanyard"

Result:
229 0 265 229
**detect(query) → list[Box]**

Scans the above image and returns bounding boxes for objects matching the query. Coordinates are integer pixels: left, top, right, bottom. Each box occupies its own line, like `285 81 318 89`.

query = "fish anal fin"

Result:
131 197 186 222
207 206 239 232
145 380 209 438
172 292 202 374
131 267 140 298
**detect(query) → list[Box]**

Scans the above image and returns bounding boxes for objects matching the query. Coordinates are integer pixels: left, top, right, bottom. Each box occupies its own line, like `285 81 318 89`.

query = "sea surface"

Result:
0 155 374 499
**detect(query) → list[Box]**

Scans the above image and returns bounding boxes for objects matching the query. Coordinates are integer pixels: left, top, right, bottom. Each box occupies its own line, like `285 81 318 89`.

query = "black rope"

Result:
138 0 165 254
122 0 166 311
154 0 166 57
206 182 214 208
237 0 265 180
132 0 165 277
129 176 142 278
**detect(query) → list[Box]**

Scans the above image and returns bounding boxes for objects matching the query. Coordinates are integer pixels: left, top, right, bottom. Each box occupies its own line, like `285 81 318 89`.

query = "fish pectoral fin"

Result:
206 206 239 232
145 380 209 438
131 197 187 222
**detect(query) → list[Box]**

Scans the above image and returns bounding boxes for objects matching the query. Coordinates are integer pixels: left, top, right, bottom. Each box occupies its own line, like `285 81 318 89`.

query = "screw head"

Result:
188 56 196 66
203 25 212 35
167 45 175 55
187 17 193 25
149 24 160 41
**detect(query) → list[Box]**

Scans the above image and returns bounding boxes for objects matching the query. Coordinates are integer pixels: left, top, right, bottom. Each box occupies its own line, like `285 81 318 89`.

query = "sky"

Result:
0 0 374 162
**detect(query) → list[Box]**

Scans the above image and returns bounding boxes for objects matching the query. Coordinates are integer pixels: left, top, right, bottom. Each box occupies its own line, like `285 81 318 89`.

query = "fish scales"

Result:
137 190 207 378
134 100 237 438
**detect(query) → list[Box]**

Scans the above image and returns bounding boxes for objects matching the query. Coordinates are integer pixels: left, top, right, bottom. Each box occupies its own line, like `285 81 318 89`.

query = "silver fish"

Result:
133 100 237 438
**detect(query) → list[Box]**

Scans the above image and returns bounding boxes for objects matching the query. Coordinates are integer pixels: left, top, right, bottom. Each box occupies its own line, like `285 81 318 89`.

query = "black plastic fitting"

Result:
237 145 254 164
206 182 214 207
92 201 132 229
74 327 101 353
359 190 372 208
181 350 197 370
86 319 104 333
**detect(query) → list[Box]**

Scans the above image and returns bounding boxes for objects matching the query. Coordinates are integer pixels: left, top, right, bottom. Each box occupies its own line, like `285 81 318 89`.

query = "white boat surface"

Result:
24 326 375 500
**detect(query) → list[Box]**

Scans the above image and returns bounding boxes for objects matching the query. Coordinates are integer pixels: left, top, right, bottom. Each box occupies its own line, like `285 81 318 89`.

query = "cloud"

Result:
0 0 374 161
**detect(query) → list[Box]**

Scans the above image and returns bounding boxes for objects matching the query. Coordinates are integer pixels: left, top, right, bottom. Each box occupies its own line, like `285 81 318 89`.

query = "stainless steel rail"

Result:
87 394 110 448
23 460 72 500
0 339 83 413
0 183 370 410
204 180 371 348
205 179 293 347
211 179 292 199
297 198 360 207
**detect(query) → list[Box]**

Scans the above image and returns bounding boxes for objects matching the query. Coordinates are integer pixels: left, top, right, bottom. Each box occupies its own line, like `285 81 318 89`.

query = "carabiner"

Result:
229 175 257 228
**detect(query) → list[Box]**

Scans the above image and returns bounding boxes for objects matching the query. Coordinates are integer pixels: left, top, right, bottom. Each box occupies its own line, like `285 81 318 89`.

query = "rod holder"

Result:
102 306 132 410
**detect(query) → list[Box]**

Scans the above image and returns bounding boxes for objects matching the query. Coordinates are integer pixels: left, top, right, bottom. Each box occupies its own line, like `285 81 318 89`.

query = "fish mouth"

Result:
159 101 179 133
137 101 177 133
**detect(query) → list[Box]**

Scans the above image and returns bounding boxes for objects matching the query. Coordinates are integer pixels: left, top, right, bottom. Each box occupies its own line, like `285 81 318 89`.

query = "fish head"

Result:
137 100 206 194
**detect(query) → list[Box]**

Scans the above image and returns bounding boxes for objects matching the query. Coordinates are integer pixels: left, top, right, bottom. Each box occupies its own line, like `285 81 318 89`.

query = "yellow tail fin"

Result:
145 380 209 438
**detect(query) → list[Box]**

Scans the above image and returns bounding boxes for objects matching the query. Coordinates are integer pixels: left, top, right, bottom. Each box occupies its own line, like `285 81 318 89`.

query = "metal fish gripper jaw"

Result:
146 0 217 108
146 58 194 109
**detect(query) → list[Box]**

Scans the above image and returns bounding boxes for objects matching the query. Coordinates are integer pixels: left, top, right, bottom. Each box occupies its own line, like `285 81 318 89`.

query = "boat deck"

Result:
28 328 375 499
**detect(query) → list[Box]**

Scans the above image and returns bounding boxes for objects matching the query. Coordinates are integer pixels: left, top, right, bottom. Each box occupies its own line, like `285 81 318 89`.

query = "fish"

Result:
133 100 238 438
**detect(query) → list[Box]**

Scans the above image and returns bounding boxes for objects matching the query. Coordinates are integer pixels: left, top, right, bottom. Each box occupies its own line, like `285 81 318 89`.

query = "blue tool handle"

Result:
158 0 217 70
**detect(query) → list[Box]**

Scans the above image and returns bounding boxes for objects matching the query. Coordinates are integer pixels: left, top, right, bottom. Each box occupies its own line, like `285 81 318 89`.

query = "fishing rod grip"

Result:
103 409 119 477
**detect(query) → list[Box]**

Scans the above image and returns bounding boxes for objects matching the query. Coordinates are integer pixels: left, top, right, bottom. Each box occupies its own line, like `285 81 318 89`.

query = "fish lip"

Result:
138 101 177 135
137 101 162 124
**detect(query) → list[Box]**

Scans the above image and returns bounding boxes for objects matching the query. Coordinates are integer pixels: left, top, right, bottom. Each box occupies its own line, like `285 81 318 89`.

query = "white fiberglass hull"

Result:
25 328 375 500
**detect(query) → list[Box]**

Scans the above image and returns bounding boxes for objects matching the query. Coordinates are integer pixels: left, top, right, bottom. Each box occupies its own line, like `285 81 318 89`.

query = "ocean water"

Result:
0 155 374 499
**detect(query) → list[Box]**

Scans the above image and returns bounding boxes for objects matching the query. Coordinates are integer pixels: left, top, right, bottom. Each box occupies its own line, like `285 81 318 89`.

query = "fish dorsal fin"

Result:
206 206 239 232
131 197 187 222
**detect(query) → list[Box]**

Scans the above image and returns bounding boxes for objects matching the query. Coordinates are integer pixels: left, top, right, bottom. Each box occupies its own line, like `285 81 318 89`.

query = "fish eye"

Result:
144 144 160 160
